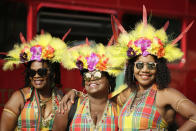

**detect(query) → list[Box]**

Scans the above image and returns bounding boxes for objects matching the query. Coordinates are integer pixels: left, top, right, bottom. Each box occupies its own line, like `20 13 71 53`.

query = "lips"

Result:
33 79 44 85
88 82 99 88
139 74 152 80
89 83 97 87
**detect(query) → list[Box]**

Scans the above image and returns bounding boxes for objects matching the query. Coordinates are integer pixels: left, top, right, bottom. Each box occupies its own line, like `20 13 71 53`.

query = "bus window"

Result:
0 1 27 52
37 7 112 45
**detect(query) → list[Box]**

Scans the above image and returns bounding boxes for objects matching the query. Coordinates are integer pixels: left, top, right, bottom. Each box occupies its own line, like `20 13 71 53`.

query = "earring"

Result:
108 86 112 93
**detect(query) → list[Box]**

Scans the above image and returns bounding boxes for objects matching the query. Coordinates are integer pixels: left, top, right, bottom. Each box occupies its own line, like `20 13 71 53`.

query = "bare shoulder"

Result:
4 88 26 115
158 87 186 99
20 87 31 96
157 87 187 106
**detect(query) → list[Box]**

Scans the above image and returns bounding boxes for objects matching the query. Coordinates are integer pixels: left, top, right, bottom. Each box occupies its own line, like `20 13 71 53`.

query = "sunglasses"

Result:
84 70 102 81
134 62 157 70
29 68 48 77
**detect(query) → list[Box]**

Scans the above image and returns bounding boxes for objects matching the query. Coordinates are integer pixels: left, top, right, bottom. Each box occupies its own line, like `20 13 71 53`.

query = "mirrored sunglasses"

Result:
84 71 102 81
134 62 157 70
29 68 48 77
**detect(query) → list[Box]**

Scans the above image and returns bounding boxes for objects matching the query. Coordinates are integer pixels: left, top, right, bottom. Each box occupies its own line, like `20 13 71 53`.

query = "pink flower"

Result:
134 38 151 56
86 53 99 71
30 45 42 61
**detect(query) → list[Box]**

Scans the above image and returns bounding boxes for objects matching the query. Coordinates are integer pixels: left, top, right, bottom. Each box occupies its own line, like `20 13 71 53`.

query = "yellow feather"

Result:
34 33 52 47
164 44 183 62
155 29 168 43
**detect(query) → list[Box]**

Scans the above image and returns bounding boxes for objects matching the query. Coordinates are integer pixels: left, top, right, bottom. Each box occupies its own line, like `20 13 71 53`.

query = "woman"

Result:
53 43 126 130
0 33 67 130
116 6 196 130
53 69 118 131
118 54 196 130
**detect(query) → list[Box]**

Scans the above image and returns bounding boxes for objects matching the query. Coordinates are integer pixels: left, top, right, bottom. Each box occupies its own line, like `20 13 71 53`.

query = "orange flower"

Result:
21 46 29 53
157 46 165 58
96 54 109 71
42 45 54 59
127 40 133 48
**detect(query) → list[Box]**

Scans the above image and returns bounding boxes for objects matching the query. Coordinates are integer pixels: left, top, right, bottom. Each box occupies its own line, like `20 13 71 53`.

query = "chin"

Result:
33 86 45 89
139 81 154 87
32 83 45 89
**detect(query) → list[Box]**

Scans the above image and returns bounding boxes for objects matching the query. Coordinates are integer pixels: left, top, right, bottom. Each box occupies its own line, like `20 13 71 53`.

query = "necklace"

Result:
130 88 150 111
40 97 52 107
39 93 55 128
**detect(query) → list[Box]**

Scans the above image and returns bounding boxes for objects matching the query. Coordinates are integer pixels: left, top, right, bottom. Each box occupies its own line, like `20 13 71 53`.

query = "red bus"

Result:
0 0 196 126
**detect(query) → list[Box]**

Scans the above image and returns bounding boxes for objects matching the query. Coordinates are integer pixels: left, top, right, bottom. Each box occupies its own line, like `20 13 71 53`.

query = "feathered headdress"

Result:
61 38 127 76
3 30 71 71
114 5 194 62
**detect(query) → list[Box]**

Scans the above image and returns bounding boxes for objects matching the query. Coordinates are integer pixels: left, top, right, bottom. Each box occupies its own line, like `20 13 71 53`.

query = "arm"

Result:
59 89 85 113
53 99 74 131
53 111 69 131
0 90 24 131
162 88 196 131
116 88 131 107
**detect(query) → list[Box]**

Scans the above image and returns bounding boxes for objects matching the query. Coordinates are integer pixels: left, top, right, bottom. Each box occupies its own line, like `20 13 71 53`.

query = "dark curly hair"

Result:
24 60 62 88
125 55 171 90
80 69 116 93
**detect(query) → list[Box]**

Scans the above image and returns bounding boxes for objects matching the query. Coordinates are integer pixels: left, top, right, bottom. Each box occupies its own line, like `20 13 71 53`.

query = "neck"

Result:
37 86 53 100
88 93 108 125
138 83 154 93
87 89 109 109
88 94 108 105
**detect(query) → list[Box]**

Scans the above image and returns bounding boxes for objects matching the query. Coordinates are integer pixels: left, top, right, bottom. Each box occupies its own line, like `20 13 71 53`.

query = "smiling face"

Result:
29 61 50 89
134 55 156 88
84 70 110 95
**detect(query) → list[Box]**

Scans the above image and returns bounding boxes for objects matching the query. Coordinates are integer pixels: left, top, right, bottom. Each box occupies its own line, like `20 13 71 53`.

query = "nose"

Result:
34 72 40 77
90 75 96 81
141 63 149 72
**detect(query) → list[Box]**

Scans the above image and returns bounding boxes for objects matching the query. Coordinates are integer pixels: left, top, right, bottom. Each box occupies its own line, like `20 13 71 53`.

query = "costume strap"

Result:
34 89 41 130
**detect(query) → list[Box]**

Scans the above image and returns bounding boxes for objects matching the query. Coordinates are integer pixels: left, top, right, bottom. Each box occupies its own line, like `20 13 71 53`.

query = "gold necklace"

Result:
40 97 52 107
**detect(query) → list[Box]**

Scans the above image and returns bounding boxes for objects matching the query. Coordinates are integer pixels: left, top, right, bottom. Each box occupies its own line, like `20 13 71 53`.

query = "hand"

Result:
58 89 76 114
53 100 72 131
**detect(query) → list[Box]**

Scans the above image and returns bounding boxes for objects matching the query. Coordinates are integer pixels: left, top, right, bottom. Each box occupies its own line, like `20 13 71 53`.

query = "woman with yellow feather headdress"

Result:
53 39 126 131
114 5 196 131
0 31 70 131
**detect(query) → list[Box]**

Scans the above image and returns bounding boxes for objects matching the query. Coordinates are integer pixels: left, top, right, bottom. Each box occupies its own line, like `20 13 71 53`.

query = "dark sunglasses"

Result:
134 62 157 70
84 70 102 81
29 68 48 77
